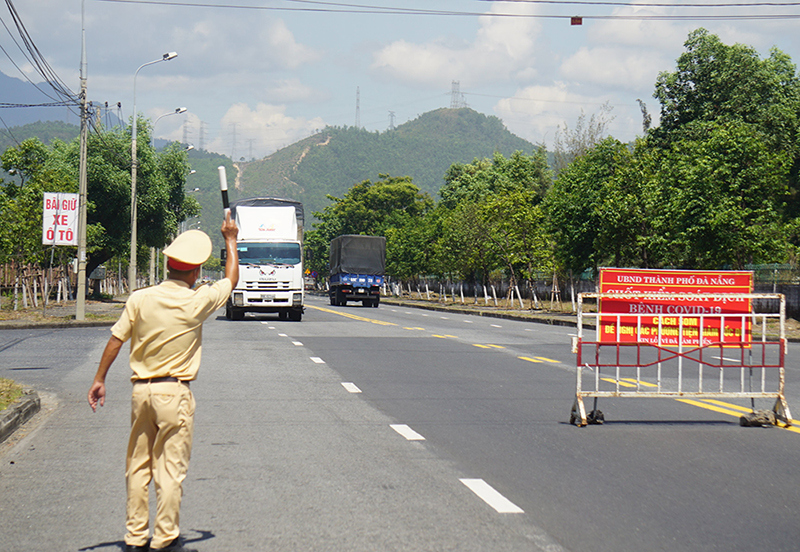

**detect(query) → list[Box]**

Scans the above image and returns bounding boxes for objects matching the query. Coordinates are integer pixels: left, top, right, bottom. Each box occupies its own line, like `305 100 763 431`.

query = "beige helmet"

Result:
163 230 212 270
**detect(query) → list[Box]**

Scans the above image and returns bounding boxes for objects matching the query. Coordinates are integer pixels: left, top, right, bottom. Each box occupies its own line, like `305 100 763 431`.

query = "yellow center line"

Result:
702 399 752 413
606 376 799 434
676 399 747 418
307 305 398 326
620 378 657 388
486 344 505 349
534 356 560 363
601 377 638 388
519 356 543 363
473 344 491 349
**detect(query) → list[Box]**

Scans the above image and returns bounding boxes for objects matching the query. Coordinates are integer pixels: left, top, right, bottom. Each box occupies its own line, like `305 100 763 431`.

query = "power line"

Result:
0 0 80 121
95 0 800 20
480 0 800 6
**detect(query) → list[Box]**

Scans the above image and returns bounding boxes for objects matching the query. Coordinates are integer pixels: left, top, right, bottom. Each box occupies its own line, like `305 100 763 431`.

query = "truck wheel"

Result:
230 308 244 321
329 293 336 306
225 304 232 320
289 309 302 321
372 297 380 308
279 311 288 320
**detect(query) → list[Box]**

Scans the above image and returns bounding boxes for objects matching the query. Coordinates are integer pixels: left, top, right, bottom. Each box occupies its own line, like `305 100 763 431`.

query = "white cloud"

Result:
264 79 327 104
370 4 541 87
171 17 320 76
560 46 667 92
493 83 632 146
205 102 326 160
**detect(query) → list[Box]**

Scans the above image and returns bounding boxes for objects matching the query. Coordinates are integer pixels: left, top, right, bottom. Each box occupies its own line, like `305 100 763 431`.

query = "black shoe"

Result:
150 537 197 552
125 544 149 552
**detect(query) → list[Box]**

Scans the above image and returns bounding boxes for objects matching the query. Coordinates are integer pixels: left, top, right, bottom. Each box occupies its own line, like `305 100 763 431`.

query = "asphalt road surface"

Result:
2 293 800 551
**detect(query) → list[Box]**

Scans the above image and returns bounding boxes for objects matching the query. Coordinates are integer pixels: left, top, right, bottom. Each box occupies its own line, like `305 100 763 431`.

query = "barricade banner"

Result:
598 268 753 346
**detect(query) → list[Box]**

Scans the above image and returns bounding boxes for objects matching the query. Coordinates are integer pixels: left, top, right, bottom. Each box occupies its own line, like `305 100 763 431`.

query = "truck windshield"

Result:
238 243 301 265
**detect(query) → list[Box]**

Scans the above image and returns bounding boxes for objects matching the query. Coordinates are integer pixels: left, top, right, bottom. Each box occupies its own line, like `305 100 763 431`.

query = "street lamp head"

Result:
186 144 194 151
163 52 178 61
176 107 187 114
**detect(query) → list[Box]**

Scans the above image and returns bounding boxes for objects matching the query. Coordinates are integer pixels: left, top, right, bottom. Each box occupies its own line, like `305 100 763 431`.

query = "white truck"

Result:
224 197 304 321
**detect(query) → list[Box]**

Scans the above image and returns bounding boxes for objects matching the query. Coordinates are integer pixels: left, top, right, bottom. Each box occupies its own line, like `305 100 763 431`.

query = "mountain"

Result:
234 107 537 220
0 120 80 152
0 70 81 128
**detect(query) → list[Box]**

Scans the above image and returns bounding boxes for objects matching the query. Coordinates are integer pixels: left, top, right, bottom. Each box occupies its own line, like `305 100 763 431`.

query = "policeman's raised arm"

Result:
221 211 239 288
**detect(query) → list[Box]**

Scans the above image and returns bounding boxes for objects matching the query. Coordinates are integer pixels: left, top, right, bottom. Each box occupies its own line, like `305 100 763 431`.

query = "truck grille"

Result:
244 281 291 291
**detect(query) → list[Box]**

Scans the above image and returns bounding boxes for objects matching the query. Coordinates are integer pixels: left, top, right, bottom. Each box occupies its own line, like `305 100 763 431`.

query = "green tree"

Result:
482 190 554 284
647 121 788 268
440 149 551 209
306 175 433 276
0 138 75 265
543 137 633 275
0 120 197 276
653 28 800 216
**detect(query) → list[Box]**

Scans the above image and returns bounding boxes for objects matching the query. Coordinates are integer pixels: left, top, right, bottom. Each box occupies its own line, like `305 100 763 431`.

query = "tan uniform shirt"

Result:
111 278 233 381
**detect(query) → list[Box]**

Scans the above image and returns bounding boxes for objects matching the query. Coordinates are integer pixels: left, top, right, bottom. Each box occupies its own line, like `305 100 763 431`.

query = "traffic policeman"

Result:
89 213 239 552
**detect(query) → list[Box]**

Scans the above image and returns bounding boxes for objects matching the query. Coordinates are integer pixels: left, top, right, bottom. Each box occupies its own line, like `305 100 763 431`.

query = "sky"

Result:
2 0 800 161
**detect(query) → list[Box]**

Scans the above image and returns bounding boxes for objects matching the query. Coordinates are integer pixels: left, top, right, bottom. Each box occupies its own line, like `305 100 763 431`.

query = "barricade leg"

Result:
774 396 792 426
570 396 588 427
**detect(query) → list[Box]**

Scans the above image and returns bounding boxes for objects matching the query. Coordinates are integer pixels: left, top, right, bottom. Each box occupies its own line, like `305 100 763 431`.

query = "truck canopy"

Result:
330 235 386 275
231 197 304 242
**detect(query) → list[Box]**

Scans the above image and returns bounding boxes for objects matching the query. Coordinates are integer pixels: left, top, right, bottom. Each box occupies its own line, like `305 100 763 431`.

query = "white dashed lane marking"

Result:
390 424 426 441
341 382 361 393
460 479 524 514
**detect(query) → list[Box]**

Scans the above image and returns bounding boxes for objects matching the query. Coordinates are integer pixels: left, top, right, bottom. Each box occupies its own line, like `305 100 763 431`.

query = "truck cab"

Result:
225 198 304 321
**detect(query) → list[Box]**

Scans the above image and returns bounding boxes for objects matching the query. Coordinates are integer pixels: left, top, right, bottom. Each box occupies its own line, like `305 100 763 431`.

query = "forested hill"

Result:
0 120 80 152
236 108 537 219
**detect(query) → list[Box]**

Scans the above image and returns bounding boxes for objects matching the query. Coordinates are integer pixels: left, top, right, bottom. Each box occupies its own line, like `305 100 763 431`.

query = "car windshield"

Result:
238 243 301 265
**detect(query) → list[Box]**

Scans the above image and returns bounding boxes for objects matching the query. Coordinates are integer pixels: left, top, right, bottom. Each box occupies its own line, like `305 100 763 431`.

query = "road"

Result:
2 293 800 551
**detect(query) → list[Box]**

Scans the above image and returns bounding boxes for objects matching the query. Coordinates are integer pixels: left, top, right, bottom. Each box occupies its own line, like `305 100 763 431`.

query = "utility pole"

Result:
388 111 395 131
355 86 361 128
199 121 207 151
76 0 89 320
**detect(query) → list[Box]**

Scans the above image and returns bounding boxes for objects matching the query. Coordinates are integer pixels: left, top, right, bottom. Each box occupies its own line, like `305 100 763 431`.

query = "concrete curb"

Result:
0 390 41 445
0 320 116 330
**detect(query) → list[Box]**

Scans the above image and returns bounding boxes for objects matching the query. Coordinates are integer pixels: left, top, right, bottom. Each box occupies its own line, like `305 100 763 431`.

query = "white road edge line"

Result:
310 357 325 364
278 333 288 337
292 341 303 346
390 424 425 441
460 478 524 514
341 382 361 393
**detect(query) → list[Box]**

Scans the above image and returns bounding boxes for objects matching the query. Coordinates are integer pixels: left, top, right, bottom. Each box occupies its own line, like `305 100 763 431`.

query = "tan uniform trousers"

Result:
125 380 195 549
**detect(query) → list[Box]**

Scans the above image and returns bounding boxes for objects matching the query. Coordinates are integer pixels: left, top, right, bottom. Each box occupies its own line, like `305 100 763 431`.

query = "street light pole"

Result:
148 106 187 286
129 51 177 294
151 107 187 148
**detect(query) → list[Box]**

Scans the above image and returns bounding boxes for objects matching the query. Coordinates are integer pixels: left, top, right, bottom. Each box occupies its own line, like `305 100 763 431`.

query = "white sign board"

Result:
42 192 79 246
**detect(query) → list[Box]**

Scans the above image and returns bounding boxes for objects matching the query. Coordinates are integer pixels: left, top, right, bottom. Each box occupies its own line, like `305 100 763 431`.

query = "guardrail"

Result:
570 292 792 427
